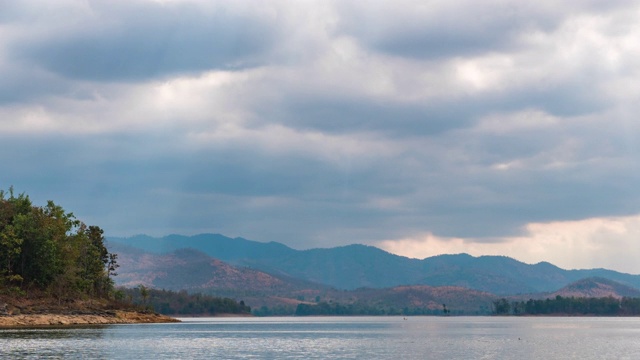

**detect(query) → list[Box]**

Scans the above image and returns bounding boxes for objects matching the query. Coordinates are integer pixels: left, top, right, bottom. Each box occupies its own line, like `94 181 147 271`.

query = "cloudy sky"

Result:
2 0 640 273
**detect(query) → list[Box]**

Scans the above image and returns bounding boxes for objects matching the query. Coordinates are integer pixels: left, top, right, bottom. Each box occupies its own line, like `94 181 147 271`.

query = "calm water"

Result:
2 316 640 359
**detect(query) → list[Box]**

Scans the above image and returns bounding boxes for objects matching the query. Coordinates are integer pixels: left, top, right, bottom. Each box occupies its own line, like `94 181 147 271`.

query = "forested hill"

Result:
108 234 640 295
0 188 118 301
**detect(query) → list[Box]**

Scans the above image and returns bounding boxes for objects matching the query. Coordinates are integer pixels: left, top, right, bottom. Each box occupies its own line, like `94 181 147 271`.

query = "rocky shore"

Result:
0 310 179 327
0 297 180 327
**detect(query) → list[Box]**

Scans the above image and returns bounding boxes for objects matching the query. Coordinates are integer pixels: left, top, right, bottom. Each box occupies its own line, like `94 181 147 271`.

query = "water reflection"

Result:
0 326 111 359
1 326 108 339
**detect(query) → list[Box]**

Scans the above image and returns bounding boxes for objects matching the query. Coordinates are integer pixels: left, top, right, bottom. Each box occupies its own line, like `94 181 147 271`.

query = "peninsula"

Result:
0 188 178 327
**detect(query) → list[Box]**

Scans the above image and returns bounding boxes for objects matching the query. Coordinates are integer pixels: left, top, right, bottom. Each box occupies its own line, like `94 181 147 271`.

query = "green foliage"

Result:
139 285 149 305
492 298 511 315
494 295 640 316
0 188 118 300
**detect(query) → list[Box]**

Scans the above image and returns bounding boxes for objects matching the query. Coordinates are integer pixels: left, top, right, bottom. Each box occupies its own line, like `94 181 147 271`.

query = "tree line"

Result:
294 301 455 316
0 187 118 300
121 287 251 315
493 296 640 316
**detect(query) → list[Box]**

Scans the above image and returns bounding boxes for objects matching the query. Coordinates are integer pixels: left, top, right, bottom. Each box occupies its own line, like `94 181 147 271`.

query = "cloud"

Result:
9 1 280 81
336 0 636 59
337 2 537 59
378 214 640 274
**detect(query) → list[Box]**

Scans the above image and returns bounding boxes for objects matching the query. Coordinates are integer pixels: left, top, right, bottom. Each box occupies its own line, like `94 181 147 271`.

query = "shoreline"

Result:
0 311 180 328
176 313 254 318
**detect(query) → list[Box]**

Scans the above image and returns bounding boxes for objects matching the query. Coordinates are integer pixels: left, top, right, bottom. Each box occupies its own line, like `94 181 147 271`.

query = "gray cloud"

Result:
335 0 634 59
5 104 638 250
271 98 473 136
338 6 535 59
12 1 279 81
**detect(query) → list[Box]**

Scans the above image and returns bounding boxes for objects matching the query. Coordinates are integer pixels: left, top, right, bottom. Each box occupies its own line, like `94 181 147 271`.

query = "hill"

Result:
549 277 640 299
108 234 640 295
109 242 331 308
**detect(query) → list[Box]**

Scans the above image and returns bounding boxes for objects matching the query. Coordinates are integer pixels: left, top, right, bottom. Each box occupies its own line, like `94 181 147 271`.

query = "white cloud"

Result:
378 214 640 274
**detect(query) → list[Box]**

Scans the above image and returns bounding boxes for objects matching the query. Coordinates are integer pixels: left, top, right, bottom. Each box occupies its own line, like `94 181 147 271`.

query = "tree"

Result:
107 253 119 279
493 298 511 315
79 225 110 296
442 303 450 315
0 223 22 286
139 285 149 306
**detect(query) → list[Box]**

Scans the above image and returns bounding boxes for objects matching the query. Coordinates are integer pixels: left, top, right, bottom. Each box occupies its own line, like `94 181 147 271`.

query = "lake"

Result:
2 316 640 359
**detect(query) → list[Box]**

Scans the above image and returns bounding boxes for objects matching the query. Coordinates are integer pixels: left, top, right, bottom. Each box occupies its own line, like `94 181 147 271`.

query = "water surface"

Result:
2 316 640 359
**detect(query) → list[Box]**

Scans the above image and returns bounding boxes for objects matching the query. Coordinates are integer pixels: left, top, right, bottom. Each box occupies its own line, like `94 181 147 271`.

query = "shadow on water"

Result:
0 325 110 339
0 326 111 359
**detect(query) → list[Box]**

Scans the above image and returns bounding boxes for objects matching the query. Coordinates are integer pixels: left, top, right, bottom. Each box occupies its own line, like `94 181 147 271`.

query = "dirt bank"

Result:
0 311 180 327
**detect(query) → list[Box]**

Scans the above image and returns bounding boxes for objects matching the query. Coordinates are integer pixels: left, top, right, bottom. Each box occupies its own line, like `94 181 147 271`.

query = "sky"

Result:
2 0 640 273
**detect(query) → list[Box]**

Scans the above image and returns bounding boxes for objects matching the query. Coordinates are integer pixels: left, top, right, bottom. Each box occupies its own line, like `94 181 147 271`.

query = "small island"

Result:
0 187 178 327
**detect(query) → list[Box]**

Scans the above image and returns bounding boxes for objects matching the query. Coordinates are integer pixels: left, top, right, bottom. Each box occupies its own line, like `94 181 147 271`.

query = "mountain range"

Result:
107 234 640 314
108 233 640 294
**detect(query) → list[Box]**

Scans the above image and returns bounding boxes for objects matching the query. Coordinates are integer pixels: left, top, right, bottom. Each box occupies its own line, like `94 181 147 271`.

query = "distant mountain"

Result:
108 234 295 263
108 234 640 295
108 234 423 288
109 242 329 299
